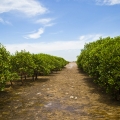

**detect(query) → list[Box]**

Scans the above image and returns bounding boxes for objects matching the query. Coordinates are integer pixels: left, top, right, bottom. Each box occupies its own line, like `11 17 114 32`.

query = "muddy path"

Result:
0 62 120 120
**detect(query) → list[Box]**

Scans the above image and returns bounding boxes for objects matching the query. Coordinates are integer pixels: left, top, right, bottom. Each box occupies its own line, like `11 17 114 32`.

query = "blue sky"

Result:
0 0 120 61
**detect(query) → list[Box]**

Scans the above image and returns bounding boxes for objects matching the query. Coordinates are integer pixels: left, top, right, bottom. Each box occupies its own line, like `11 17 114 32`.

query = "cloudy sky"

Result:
0 0 120 61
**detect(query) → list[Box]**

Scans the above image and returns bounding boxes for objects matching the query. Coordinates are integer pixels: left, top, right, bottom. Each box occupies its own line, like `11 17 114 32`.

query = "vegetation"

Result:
0 44 18 91
77 36 120 99
0 44 68 91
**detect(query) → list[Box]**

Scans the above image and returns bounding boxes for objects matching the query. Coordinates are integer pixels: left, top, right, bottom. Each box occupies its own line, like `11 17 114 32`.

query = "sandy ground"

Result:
0 62 120 120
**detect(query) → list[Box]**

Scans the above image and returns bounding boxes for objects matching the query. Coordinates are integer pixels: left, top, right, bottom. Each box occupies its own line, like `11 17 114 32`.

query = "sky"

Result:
0 0 120 61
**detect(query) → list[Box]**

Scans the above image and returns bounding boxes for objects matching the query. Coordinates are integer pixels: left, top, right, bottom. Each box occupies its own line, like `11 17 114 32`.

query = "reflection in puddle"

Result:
44 101 88 116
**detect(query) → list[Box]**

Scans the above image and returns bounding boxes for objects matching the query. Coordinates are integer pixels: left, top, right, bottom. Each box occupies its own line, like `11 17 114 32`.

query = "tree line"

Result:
77 36 120 99
0 43 68 91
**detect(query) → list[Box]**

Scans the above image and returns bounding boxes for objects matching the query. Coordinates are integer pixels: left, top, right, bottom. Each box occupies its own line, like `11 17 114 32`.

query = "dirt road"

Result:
0 62 120 120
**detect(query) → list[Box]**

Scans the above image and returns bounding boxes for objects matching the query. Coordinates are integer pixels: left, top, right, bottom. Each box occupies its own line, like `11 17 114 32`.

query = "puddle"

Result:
43 99 120 119
44 100 89 116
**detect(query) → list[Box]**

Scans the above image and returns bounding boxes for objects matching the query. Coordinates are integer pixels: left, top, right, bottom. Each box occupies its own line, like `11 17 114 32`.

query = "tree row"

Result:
77 36 120 99
0 43 68 91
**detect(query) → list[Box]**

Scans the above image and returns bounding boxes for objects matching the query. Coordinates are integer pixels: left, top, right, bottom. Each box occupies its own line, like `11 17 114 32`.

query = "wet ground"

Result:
0 62 120 120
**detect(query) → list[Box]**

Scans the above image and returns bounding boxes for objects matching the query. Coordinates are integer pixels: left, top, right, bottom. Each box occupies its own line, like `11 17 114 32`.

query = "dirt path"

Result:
0 62 120 120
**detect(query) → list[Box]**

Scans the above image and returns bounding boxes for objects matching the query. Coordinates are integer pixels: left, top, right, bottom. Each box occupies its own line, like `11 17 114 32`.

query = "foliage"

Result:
0 44 18 91
10 50 35 82
77 36 120 98
0 43 68 90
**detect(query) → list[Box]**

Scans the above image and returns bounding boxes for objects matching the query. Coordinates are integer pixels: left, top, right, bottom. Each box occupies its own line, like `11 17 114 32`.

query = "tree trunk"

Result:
21 74 23 85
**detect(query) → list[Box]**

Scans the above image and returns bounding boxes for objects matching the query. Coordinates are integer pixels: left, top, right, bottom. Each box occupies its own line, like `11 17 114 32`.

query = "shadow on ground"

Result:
80 71 120 106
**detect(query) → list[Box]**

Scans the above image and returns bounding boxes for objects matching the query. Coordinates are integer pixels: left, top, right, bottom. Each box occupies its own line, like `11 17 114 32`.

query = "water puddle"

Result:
44 100 89 116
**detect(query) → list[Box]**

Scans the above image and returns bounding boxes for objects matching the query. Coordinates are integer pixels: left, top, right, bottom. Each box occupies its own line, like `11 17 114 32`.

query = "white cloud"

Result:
96 0 120 5
45 23 56 27
0 18 12 25
0 18 4 23
0 0 47 16
5 21 12 25
36 18 55 27
36 18 52 24
5 34 102 61
27 18 55 39
24 28 44 39
79 34 103 42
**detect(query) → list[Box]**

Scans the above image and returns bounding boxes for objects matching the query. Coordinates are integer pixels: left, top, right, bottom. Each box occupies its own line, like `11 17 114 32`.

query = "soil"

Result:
0 62 120 120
